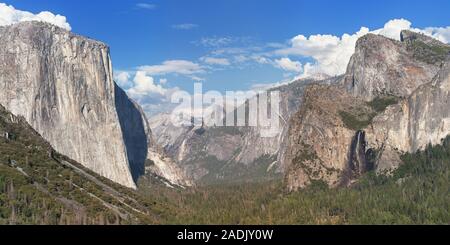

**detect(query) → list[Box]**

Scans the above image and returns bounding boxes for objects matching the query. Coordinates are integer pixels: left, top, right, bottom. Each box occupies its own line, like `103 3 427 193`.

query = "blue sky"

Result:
1 0 450 115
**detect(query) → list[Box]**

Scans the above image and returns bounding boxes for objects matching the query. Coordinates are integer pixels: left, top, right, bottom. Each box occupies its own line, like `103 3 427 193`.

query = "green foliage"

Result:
408 40 450 64
197 154 281 186
339 111 374 130
368 96 399 112
141 136 450 225
340 96 399 130
1 102 448 225
0 105 162 225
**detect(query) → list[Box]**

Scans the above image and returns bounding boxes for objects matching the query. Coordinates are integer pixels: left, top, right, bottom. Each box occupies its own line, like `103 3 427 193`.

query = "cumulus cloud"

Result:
172 23 198 30
418 26 450 43
139 60 205 76
274 27 369 76
122 71 182 116
373 18 412 40
127 71 167 96
114 71 132 87
0 3 71 30
274 58 303 73
273 18 450 78
200 57 231 66
113 70 181 116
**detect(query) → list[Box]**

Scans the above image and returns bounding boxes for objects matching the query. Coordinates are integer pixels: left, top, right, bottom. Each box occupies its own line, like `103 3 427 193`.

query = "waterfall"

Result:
349 130 374 177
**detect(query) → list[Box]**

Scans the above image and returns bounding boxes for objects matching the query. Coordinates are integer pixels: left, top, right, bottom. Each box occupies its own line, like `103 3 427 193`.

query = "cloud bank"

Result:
273 18 450 78
274 58 303 73
0 3 71 30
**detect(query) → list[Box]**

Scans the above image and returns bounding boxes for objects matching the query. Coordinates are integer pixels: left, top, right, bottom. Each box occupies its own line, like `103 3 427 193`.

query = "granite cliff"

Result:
0 21 189 189
283 30 450 190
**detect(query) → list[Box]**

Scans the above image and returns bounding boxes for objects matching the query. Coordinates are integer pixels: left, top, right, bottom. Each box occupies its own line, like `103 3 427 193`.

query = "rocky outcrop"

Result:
283 85 366 189
0 21 190 189
343 32 442 101
366 58 450 172
283 31 450 190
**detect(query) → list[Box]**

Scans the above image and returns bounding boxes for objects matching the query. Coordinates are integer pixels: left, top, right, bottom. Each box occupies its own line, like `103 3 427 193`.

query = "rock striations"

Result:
0 21 190 189
343 33 441 100
283 30 450 190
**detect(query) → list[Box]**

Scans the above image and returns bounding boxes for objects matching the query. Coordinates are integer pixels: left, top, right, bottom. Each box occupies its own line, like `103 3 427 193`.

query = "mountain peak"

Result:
2 21 109 50
400 29 443 45
343 30 446 101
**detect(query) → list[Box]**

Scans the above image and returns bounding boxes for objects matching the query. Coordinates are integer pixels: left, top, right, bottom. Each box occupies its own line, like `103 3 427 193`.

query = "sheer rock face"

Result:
343 33 441 101
366 59 450 172
283 85 365 190
283 31 450 190
0 22 190 189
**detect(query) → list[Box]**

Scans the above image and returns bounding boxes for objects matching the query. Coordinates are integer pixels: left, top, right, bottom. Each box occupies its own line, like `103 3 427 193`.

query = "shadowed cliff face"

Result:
114 83 147 182
349 131 375 176
341 130 376 186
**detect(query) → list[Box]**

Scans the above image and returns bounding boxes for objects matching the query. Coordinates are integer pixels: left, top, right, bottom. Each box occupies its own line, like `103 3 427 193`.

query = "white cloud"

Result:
373 18 412 40
126 71 180 116
197 37 234 47
200 57 231 66
114 71 132 87
114 70 180 117
233 55 250 63
127 71 167 96
172 23 198 30
0 3 71 30
253 56 270 64
231 54 269 65
418 27 450 43
273 18 450 78
136 3 156 10
139 60 205 76
274 27 369 76
159 78 168 85
274 58 302 73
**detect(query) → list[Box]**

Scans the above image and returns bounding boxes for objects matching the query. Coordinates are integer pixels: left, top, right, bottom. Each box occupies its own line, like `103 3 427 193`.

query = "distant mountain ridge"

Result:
149 76 339 184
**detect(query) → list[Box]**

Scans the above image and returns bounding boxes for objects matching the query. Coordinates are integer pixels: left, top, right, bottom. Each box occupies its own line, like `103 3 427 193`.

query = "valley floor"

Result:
1 108 449 224
139 138 450 225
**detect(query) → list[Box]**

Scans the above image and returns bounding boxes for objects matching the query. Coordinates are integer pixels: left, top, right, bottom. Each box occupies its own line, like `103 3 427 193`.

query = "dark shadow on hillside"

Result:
114 83 147 183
